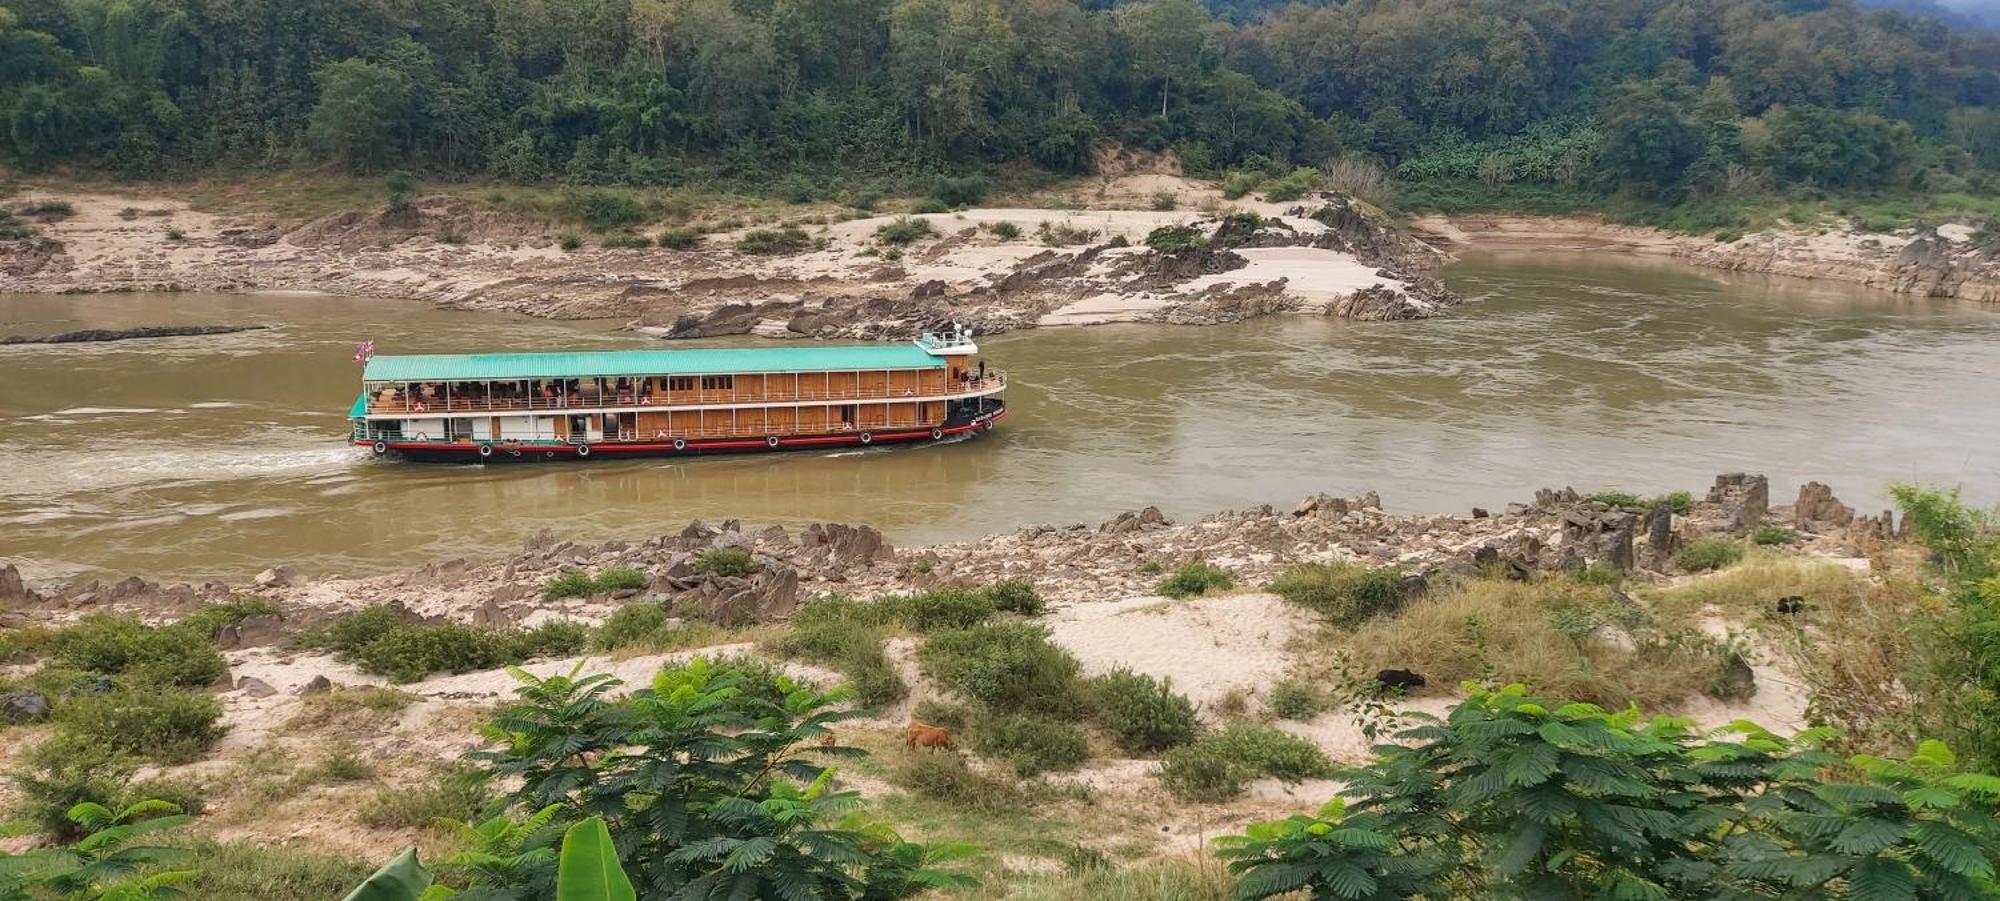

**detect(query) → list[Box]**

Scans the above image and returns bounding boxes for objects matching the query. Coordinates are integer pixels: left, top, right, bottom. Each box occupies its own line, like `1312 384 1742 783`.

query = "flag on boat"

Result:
353 340 375 364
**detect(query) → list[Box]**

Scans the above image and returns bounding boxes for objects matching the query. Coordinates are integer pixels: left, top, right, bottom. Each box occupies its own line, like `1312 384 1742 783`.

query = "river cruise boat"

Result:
348 329 1006 462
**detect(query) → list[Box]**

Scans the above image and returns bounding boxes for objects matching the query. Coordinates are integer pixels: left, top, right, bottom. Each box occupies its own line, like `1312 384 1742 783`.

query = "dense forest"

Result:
2 0 1998 215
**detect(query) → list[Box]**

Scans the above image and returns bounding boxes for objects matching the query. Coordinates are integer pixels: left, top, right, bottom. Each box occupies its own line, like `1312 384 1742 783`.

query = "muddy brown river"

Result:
4 252 1997 581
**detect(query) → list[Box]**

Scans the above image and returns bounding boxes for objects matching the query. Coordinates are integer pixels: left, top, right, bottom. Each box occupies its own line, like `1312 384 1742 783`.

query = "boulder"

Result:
1705 473 1769 530
1793 482 1854 532
685 562 801 626
0 565 26 602
679 520 721 549
108 576 149 599
799 523 890 565
0 690 50 722
237 676 278 698
1560 508 1637 571
1100 508 1168 534
1640 504 1677 571
297 675 334 696
216 612 287 650
758 525 793 548
253 566 298 589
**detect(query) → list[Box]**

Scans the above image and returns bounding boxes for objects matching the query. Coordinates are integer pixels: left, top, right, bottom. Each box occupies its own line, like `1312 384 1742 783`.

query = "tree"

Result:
307 59 410 171
1598 80 1699 192
1115 0 1213 120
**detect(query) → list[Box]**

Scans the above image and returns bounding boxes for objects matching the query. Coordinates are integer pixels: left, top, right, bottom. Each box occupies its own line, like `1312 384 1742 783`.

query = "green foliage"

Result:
930 175 989 208
543 571 596 601
598 231 651 249
1221 171 1262 200
50 614 228 688
1892 484 1999 583
1753 524 1796 546
1676 537 1747 572
1156 561 1233 599
1269 562 1406 627
357 770 487 829
593 567 646 592
299 606 588 682
51 686 225 764
737 226 811 254
983 221 1020 240
1160 725 1332 803
1260 167 1323 202
764 597 906 708
694 547 754 577
888 747 1024 813
974 714 1090 776
1144 224 1204 253
918 621 1086 716
1266 678 1323 721
987 578 1046 616
560 190 643 232
1089 667 1199 754
656 227 702 250
555 817 636 901
0 799 197 900
890 587 996 632
1656 490 1696 515
1223 686 2000 900
556 232 582 251
421 658 973 899
1150 191 1178 211
874 215 936 245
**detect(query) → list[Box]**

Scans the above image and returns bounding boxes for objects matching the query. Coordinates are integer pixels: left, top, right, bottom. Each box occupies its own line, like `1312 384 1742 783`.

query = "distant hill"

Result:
1860 0 2000 31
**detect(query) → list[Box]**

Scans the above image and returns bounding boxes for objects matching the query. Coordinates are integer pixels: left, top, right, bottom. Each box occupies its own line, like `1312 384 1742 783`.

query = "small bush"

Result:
1570 563 1625 586
764 597 905 707
1261 168 1323 202
294 604 401 654
930 174 989 208
164 226 186 241
51 615 227 688
1266 678 1323 720
1268 562 1405 626
987 578 1046 615
736 226 810 254
601 231 653 249
358 770 486 829
1676 537 1747 572
1656 490 1696 514
1156 561 1233 599
510 620 591 659
556 232 582 251
286 686 419 731
874 215 936 245
543 570 596 601
888 748 1023 812
1037 221 1099 246
1588 490 1647 509
974 714 1090 776
912 699 972 732
894 587 997 632
351 624 513 682
849 188 882 211
1753 524 1796 546
1220 171 1262 199
657 227 702 249
984 220 1020 240
595 566 647 592
1150 190 1178 211
593 602 668 650
919 621 1085 716
1090 667 1198 753
695 547 755 577
561 189 642 231
1159 725 1332 803
53 686 225 764
1145 224 1204 253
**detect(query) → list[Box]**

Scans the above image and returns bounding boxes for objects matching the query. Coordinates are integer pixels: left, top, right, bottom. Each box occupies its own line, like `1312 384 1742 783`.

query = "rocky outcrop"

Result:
677 562 802 626
1100 506 1171 535
1793 482 1855 532
798 523 892 566
1705 473 1769 531
1560 507 1638 571
0 565 29 603
1329 284 1448 321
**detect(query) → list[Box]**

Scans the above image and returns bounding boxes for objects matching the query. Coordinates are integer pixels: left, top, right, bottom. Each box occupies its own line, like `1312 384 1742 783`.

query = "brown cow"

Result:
903 722 955 751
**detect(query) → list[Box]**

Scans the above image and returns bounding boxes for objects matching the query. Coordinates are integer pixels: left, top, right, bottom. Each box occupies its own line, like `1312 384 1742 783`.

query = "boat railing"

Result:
362 373 1005 416
360 419 949 444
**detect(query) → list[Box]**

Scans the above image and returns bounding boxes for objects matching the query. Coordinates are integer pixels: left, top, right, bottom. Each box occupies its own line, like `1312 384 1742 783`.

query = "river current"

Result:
3 252 1996 581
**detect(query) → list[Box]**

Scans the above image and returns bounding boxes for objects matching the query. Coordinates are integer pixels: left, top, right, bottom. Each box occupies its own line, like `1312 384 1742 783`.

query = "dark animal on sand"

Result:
1775 596 1804 615
1375 669 1426 692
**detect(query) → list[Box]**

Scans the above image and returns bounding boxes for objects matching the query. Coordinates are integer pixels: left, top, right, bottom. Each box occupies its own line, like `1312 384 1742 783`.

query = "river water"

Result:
4 252 1997 581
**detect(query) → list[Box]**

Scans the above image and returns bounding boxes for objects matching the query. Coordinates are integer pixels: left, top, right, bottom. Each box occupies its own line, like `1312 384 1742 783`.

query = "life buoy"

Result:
371 441 388 456
509 448 522 458
930 428 944 441
766 436 780 448
859 432 873 445
672 437 688 451
544 451 556 459
983 419 995 431
478 443 494 459
415 431 428 442
576 444 591 458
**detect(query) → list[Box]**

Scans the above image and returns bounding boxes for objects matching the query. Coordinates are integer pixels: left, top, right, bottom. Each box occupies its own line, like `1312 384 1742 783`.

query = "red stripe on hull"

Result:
355 410 1006 463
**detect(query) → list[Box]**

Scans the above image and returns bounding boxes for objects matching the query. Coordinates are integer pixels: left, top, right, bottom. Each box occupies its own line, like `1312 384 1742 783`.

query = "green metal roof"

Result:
362 343 945 383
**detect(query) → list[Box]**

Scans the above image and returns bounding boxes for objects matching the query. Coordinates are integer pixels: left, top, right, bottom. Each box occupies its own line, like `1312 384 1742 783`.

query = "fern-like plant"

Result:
0 800 196 900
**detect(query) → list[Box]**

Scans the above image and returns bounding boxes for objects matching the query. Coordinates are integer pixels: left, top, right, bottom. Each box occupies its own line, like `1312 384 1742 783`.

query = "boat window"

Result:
668 376 695 391
700 375 734 391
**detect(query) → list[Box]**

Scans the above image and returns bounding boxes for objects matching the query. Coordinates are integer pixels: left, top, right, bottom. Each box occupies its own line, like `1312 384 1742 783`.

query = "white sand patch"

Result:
1037 292 1172 326
1045 592 1309 708
1180 246 1400 310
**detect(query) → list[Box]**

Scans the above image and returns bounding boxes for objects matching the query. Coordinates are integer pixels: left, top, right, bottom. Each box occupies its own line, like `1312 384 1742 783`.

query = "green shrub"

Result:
984 220 1020 240
510 621 590 659
894 587 996 632
1145 224 1204 253
695 547 755 576
592 602 668 651
182 838 373 900
1159 725 1331 803
1266 679 1323 721
1156 561 1233 599
600 231 653 249
560 190 642 231
50 615 227 687
1150 190 1178 211
358 770 486 829
1268 562 1405 627
178 597 285 638
764 597 905 707
1753 524 1796 546
874 215 936 245
911 198 949 215
53 686 226 764
1655 490 1696 514
987 578 1046 616
1676 537 1746 572
849 188 882 211
542 570 596 601
1261 168 1323 202
974 714 1090 776
340 618 588 683
656 227 702 249
595 566 647 592
555 231 581 251
1570 563 1625 586
295 604 402 653
1221 171 1262 199
1588 490 1647 508
735 226 810 254
1090 667 1199 753
888 747 1023 812
930 174 989 208
919 621 1085 716
911 699 972 732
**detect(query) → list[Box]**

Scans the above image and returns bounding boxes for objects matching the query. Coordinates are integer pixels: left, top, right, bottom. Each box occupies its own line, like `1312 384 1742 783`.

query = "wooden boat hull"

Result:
356 409 1006 463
